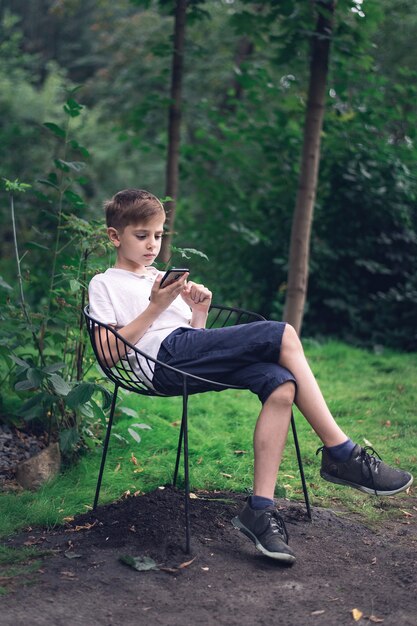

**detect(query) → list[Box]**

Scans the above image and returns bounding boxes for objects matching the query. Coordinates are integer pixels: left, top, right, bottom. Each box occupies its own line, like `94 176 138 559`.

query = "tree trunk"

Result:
283 1 335 334
160 0 187 264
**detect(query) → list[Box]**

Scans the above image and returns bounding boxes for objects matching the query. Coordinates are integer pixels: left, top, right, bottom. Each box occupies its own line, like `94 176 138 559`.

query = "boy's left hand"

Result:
181 281 212 312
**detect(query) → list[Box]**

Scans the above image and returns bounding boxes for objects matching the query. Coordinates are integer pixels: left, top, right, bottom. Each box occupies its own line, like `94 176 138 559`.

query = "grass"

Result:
1 340 416 538
0 545 52 595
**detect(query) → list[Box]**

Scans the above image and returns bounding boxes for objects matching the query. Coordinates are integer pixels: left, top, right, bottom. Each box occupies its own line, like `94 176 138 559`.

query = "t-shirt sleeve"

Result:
88 275 117 326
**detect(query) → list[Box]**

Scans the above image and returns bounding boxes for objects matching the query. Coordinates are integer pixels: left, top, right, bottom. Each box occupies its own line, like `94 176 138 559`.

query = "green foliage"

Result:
306 70 417 350
0 93 111 457
0 0 417 379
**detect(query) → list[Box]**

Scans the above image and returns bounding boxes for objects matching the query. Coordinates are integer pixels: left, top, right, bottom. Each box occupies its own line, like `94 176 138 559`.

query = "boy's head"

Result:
105 188 165 232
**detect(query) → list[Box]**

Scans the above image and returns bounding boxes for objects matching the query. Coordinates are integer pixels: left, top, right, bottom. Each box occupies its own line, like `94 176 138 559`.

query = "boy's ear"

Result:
107 227 120 247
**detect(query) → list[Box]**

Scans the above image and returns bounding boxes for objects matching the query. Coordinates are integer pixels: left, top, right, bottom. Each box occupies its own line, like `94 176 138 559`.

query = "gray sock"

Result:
249 495 274 510
326 438 356 462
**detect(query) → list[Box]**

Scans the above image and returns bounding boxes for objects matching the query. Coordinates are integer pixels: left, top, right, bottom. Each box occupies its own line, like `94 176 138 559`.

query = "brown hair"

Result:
104 189 165 231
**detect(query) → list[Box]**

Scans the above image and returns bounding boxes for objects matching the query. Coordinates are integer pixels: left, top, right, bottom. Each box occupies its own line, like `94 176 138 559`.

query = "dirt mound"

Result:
2 487 416 626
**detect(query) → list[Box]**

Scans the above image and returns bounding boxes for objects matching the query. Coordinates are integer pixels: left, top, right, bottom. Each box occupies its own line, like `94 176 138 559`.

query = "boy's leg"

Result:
279 324 348 446
279 324 413 496
232 381 297 563
252 382 295 499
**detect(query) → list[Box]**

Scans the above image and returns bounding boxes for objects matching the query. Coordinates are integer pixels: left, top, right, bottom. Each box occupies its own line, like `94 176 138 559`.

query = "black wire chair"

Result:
84 304 312 553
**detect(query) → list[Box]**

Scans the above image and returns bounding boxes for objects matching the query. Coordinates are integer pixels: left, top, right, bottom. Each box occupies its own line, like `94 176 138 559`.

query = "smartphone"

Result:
159 268 189 289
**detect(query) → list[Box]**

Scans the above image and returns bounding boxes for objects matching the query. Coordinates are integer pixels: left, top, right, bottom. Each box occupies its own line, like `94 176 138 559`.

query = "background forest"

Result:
0 0 416 449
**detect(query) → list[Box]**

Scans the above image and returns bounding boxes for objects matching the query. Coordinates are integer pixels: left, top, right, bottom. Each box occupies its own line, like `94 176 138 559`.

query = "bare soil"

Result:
1 486 416 626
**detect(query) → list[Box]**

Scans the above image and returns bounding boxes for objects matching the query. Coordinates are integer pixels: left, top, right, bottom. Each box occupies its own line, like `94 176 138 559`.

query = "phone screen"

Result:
159 268 189 289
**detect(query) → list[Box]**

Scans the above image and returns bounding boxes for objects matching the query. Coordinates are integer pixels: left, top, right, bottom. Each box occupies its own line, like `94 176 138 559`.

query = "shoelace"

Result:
264 510 289 542
359 446 382 495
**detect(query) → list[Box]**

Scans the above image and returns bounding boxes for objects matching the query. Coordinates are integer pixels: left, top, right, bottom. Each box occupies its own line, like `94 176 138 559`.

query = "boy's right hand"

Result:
148 272 189 311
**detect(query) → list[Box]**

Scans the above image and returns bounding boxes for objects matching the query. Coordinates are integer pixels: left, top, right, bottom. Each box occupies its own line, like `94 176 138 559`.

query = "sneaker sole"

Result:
320 470 414 496
231 515 296 563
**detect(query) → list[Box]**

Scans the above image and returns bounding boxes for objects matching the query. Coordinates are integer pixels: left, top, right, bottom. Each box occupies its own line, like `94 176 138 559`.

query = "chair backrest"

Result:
84 304 265 396
206 305 265 329
84 307 157 395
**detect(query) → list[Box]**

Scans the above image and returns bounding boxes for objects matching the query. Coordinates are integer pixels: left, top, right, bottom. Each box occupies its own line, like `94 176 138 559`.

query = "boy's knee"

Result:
282 323 303 354
268 381 296 407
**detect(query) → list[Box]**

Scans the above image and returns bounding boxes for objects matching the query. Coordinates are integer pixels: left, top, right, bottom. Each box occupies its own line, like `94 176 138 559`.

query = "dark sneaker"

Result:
317 444 414 496
231 502 296 563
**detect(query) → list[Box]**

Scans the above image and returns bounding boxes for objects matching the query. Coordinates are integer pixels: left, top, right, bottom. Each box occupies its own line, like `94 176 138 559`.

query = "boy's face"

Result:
107 215 165 272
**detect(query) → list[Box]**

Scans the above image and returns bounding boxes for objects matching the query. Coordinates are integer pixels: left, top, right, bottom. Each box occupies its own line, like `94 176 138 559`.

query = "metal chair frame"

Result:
84 304 312 553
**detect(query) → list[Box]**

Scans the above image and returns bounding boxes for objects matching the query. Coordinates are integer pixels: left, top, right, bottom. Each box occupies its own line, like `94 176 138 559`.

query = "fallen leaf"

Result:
178 557 196 569
311 610 325 616
66 521 98 532
220 473 232 478
234 450 247 455
363 438 373 447
119 555 158 572
60 570 77 578
130 453 138 465
383 420 391 427
133 468 144 474
23 537 43 546
352 608 363 621
63 516 74 522
197 456 203 464
400 509 412 517
201 567 209 571
114 462 121 473
283 474 295 479
159 567 178 574
189 492 198 499
64 551 82 559
171 420 181 427
368 616 384 623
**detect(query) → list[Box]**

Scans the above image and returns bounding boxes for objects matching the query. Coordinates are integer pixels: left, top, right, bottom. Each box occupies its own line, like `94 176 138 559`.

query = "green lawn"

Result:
1 340 416 537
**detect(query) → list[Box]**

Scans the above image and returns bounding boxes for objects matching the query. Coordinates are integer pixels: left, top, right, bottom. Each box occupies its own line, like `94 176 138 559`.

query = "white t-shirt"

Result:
88 267 193 387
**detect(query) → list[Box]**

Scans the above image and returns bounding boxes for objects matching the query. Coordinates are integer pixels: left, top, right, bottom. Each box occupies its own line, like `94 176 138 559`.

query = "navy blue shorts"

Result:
153 321 296 404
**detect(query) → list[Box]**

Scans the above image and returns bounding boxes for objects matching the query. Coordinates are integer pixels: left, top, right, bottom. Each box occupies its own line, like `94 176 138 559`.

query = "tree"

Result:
283 0 335 334
160 0 188 262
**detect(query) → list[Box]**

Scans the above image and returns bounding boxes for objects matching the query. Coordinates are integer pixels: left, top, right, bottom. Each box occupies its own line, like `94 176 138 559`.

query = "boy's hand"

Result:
180 281 212 313
149 272 189 311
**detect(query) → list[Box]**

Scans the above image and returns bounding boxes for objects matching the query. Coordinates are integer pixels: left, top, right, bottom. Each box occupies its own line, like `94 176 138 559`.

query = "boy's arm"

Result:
97 273 188 364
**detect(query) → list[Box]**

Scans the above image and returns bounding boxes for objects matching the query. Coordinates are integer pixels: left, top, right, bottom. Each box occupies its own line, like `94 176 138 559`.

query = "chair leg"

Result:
290 411 312 520
182 378 191 554
173 416 184 487
93 384 119 510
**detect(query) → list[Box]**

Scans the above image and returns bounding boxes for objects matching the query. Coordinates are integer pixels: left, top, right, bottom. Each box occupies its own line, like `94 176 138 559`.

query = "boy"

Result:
88 188 413 564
